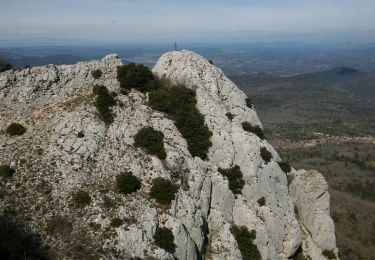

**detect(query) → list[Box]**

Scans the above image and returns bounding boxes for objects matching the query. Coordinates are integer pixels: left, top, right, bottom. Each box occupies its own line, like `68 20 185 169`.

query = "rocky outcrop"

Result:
289 169 338 259
0 51 337 259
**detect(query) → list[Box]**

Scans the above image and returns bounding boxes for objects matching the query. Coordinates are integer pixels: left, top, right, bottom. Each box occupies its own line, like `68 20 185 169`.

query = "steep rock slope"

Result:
0 51 337 259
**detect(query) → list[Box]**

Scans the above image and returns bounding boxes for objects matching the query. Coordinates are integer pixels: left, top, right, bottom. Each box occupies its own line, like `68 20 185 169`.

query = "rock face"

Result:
0 51 337 259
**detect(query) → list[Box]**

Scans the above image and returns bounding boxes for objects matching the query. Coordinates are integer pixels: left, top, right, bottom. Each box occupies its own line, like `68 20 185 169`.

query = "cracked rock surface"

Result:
0 51 337 259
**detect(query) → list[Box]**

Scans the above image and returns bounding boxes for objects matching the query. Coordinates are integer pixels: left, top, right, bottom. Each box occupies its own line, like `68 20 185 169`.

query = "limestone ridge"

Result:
0 51 337 259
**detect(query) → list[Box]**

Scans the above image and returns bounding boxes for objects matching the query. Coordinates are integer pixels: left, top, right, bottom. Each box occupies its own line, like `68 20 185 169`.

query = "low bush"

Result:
0 213 49 259
149 85 212 159
278 161 291 173
116 172 141 195
241 122 265 140
322 249 336 259
0 165 15 178
77 132 85 138
47 216 72 236
293 246 309 260
93 85 116 125
149 178 178 205
153 226 176 253
245 97 253 108
5 123 26 136
260 147 273 164
134 127 166 160
117 63 158 93
72 190 91 208
230 225 261 260
257 197 266 206
91 69 103 79
218 165 245 194
226 112 234 121
110 218 123 228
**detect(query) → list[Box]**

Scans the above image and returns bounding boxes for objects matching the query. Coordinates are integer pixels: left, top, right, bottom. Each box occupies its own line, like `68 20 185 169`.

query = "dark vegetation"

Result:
0 165 15 178
110 218 123 228
218 165 245 194
153 226 176 254
292 246 309 260
5 123 26 136
322 249 337 259
0 213 49 259
0 60 13 72
149 85 212 159
134 127 166 160
230 225 261 260
72 190 91 208
245 97 253 108
115 172 141 195
226 112 234 121
47 216 72 236
93 85 116 125
257 197 266 207
91 69 102 79
241 122 265 140
149 178 178 205
77 131 84 138
260 147 273 164
117 63 158 93
278 161 291 173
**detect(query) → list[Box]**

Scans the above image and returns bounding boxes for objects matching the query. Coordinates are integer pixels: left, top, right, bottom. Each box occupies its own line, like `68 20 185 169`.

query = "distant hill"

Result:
0 59 16 72
0 53 85 68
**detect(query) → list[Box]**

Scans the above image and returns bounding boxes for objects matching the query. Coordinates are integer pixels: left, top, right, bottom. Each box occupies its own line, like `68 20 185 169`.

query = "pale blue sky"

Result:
1 0 375 43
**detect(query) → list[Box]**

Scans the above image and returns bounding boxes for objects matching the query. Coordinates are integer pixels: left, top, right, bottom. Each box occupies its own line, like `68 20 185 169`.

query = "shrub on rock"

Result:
91 69 102 79
0 165 15 178
153 226 176 253
278 161 291 173
149 85 212 160
226 112 234 121
260 147 273 164
134 127 166 160
149 178 178 205
322 249 336 259
116 172 141 195
93 85 116 125
72 190 91 208
6 123 26 136
241 122 265 140
245 97 253 108
230 225 261 260
218 165 245 194
257 197 266 206
117 63 158 93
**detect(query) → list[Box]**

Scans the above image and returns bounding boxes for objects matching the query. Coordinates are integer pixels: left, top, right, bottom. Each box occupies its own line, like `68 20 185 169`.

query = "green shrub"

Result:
134 127 166 160
278 161 291 173
260 147 273 164
245 97 253 108
110 218 123 228
322 249 336 259
241 122 265 140
47 216 72 236
0 213 49 259
77 132 84 138
93 85 116 125
91 69 103 79
230 225 261 260
218 165 245 194
72 190 91 208
153 226 176 253
149 178 178 205
116 172 141 195
117 63 158 93
0 165 15 178
226 112 234 121
293 246 309 260
257 197 266 206
5 123 26 136
149 85 212 159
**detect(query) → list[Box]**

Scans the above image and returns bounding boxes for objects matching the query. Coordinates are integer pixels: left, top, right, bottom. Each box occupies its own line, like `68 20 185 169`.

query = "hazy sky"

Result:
1 0 375 44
